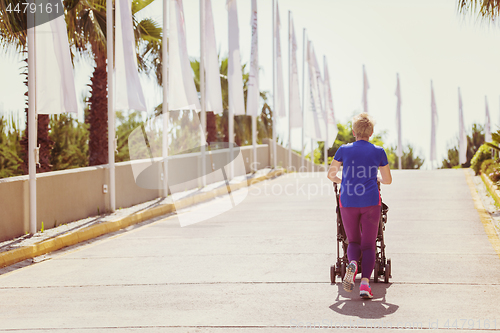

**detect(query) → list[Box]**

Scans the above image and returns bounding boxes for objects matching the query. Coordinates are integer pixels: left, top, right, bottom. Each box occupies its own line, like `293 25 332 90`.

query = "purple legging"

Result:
340 205 381 279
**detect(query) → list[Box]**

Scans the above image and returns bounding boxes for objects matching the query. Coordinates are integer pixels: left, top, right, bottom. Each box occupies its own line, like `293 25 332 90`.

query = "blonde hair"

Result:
352 113 375 138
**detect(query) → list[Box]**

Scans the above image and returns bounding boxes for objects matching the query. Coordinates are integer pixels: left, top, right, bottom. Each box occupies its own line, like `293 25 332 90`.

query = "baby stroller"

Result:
330 182 392 284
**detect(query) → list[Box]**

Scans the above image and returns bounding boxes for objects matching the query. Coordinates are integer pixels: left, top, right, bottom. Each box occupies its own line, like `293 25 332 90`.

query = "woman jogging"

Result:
327 113 392 299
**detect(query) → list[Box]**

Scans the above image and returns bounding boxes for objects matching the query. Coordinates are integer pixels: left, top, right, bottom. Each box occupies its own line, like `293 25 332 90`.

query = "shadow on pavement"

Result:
329 282 399 319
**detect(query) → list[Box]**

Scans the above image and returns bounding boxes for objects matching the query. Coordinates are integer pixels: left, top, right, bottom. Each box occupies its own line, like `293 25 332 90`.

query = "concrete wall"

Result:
0 142 321 242
264 138 325 172
0 144 268 241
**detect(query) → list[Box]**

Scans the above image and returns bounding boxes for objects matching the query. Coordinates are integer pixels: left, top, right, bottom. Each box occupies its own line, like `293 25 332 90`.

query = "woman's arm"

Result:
378 164 392 185
327 159 342 183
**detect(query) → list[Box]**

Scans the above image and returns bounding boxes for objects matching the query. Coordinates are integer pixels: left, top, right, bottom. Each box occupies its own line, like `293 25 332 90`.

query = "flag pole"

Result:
251 0 257 172
362 64 368 113
397 73 402 170
311 138 314 172
252 110 257 171
288 10 292 171
162 0 169 197
107 0 116 212
323 55 328 172
272 0 277 169
200 0 206 186
301 28 306 171
27 5 37 234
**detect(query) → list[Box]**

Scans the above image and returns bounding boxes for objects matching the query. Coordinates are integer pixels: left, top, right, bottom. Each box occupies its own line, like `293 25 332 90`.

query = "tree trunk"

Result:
88 52 108 166
206 111 217 144
37 114 52 172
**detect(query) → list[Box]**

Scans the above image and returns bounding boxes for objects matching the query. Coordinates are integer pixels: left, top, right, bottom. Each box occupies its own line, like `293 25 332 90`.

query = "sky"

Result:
1 0 500 169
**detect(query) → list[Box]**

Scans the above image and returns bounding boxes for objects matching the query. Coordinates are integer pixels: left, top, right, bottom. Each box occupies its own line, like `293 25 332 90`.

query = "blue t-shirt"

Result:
334 140 388 207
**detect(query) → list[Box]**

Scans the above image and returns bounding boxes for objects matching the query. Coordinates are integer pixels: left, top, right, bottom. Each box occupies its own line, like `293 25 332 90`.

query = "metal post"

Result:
288 11 292 171
323 55 328 172
200 0 206 186
301 29 306 171
107 0 115 212
311 138 314 173
27 6 37 234
229 105 234 179
162 0 169 197
251 0 257 172
228 0 234 180
272 0 277 169
252 114 257 171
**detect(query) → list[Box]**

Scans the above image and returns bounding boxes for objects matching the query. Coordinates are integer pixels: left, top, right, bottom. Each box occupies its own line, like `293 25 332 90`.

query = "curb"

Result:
464 169 500 259
0 169 286 269
480 172 500 207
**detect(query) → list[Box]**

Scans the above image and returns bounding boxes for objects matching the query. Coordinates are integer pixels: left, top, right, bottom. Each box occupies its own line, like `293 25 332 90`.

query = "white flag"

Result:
275 2 286 118
311 47 326 142
227 0 245 116
289 16 301 128
246 0 259 117
35 5 77 114
458 87 467 165
430 81 438 162
324 58 337 146
115 0 147 111
311 43 325 140
395 73 402 157
305 41 323 141
362 64 369 113
313 54 324 121
170 0 201 111
485 96 492 143
204 0 223 114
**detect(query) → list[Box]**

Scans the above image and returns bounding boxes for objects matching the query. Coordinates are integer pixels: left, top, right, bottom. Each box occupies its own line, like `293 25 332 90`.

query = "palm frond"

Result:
131 0 155 15
492 132 500 143
486 142 500 151
458 0 500 22
136 17 162 40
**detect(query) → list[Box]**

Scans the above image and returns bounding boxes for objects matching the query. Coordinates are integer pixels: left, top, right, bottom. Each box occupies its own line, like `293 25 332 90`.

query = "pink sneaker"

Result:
360 284 373 299
342 261 357 292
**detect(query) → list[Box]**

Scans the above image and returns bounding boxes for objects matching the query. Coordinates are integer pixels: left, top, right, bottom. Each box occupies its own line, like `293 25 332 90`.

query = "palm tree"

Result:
66 0 162 166
458 0 500 20
0 1 56 173
191 57 262 146
441 123 485 168
1 0 162 170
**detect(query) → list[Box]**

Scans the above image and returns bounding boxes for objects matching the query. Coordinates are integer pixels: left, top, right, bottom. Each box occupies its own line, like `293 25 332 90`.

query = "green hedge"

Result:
481 159 500 183
471 144 492 175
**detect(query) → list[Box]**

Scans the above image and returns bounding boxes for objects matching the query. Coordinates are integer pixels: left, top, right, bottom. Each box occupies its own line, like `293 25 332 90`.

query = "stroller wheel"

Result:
384 259 391 283
373 262 379 283
330 265 336 284
340 262 346 281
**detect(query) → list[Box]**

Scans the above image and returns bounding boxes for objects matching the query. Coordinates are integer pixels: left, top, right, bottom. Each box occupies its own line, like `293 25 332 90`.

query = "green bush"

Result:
471 144 492 175
486 162 497 176
481 159 495 174
480 159 500 183
491 170 500 183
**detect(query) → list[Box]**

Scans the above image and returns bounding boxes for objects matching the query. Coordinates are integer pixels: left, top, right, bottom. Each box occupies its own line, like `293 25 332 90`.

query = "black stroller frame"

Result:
330 182 392 284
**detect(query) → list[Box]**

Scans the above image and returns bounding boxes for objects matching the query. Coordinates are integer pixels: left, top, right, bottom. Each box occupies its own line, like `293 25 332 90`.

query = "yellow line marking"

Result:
463 169 500 259
0 169 285 274
0 213 179 279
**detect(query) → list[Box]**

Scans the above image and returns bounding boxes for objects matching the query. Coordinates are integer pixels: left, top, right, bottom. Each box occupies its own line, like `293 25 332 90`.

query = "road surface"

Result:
0 170 499 332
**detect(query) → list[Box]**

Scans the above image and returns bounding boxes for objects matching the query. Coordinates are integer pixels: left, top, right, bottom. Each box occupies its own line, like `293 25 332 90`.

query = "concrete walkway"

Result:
0 170 499 332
